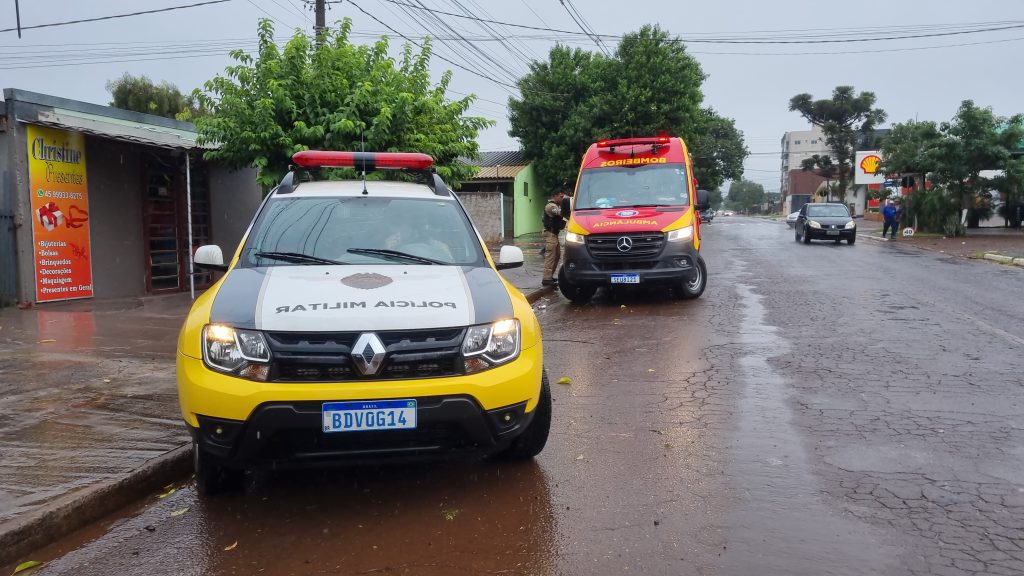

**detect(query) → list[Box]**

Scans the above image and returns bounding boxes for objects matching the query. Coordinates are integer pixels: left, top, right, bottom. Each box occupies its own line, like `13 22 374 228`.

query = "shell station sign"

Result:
27 125 93 302
854 151 886 185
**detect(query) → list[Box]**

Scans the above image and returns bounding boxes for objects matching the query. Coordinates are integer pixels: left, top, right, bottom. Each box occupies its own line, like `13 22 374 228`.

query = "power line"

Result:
347 0 563 96
0 0 233 34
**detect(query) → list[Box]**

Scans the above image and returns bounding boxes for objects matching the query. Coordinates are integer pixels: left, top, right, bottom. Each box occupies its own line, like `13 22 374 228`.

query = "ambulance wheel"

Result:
558 268 596 304
678 255 707 300
194 441 243 496
496 371 552 461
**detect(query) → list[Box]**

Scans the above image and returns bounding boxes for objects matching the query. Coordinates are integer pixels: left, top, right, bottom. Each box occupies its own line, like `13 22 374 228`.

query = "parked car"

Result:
720 210 734 216
794 203 856 245
786 211 800 228
180 150 550 494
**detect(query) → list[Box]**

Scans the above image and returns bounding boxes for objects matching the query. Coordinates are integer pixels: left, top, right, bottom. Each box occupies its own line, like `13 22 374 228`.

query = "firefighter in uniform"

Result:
542 190 566 286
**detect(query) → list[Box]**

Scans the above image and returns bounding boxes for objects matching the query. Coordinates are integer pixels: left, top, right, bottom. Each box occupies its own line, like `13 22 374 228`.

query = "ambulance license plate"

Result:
610 273 640 284
322 400 417 433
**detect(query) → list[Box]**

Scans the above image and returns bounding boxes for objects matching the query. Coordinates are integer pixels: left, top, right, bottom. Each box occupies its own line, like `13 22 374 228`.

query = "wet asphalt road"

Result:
11 217 1024 576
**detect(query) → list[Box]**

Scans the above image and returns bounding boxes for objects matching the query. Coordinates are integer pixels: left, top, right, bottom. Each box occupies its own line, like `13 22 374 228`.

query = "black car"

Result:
794 203 856 245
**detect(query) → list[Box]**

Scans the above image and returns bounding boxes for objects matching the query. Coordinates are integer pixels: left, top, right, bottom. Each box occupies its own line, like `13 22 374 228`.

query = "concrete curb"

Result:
524 285 555 304
0 443 192 567
982 253 1024 267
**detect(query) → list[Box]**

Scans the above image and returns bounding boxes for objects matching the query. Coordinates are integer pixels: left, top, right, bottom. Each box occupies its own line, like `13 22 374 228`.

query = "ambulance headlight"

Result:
666 225 693 242
565 232 585 244
202 324 271 379
462 319 520 373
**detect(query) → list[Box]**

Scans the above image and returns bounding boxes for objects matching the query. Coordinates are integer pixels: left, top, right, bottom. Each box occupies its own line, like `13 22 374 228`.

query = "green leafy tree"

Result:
788 86 887 203
193 19 492 188
877 120 941 193
106 73 205 119
725 179 765 213
509 25 746 193
707 187 724 210
929 101 1024 226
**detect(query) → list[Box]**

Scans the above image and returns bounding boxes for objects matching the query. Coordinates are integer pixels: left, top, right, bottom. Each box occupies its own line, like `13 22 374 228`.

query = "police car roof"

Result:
274 180 450 200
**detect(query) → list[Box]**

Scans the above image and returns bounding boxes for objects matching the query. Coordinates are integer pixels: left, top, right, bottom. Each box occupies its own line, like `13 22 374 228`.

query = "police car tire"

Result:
678 255 707 300
194 441 244 496
557 268 596 304
496 372 552 461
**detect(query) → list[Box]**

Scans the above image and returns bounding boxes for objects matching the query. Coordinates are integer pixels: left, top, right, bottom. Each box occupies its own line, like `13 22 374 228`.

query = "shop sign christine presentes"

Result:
27 125 93 302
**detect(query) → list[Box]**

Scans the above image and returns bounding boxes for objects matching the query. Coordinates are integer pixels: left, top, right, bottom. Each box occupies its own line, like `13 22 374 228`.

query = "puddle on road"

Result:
720 277 901 575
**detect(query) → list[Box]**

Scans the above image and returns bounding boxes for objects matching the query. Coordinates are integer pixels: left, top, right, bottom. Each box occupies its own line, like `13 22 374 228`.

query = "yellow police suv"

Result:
177 151 549 494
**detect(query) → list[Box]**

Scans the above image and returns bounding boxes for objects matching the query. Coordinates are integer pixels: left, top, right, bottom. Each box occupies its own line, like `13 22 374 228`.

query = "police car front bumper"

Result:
561 239 700 286
190 395 534 468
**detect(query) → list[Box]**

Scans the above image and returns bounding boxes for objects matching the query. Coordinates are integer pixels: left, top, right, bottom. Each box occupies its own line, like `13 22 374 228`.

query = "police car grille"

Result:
586 233 664 259
267 328 465 382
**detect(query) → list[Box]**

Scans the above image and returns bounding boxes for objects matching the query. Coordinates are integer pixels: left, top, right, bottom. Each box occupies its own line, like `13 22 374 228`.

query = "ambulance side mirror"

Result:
495 245 524 270
195 245 228 272
695 189 710 212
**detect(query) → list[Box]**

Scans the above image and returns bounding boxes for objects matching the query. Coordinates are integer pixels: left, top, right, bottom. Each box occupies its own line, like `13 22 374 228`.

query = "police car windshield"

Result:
575 164 689 210
241 196 484 267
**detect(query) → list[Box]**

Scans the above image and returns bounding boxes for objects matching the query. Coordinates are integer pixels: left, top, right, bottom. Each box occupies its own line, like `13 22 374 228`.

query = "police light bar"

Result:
596 136 671 148
292 151 434 171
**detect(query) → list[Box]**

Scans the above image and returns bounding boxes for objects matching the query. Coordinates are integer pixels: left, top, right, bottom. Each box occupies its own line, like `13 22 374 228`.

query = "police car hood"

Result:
208 265 513 332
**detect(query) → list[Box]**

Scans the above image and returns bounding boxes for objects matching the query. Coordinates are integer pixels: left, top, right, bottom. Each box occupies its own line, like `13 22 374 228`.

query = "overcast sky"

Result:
3 0 1023 192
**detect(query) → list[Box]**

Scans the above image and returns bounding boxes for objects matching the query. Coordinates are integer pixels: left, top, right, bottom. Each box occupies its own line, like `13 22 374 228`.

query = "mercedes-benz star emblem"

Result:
616 236 633 252
351 333 386 375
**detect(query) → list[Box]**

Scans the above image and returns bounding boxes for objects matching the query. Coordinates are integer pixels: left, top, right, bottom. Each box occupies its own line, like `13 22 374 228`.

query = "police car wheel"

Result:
495 371 552 461
194 441 243 496
678 255 707 300
557 268 596 304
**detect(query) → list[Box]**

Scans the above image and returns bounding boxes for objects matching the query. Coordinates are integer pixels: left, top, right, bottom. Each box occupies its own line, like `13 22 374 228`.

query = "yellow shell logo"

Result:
860 154 881 175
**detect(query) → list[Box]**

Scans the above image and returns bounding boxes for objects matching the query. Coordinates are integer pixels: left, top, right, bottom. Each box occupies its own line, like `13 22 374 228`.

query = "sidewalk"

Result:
0 244 551 566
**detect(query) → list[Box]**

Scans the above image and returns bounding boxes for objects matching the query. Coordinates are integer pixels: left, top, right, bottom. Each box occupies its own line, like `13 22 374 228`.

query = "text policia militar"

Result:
275 301 458 313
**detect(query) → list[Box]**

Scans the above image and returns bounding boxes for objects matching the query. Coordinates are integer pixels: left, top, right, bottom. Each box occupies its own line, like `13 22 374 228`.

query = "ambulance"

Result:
177 151 550 494
558 136 710 303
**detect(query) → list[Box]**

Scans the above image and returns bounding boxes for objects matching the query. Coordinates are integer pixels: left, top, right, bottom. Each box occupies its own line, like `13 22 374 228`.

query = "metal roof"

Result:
460 150 526 167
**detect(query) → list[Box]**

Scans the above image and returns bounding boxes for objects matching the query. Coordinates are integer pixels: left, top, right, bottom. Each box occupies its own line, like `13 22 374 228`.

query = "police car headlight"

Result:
666 225 693 242
462 319 520 373
809 220 822 229
202 324 271 379
565 232 585 244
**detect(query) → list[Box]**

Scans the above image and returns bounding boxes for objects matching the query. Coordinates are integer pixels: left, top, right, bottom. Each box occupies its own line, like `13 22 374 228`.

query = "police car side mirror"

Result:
495 245 524 270
195 245 228 272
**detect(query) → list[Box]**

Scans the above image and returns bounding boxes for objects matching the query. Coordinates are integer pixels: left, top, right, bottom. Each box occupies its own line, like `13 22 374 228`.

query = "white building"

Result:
780 126 830 199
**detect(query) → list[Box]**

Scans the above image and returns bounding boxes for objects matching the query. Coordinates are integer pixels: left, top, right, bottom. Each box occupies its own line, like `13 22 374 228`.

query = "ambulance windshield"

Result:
575 164 689 210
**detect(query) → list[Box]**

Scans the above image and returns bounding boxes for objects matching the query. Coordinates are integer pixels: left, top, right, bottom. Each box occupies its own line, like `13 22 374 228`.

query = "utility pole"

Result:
314 0 326 40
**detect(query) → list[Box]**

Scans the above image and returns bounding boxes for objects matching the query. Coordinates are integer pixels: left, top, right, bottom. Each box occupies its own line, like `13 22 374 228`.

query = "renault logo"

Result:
616 236 633 252
351 333 386 375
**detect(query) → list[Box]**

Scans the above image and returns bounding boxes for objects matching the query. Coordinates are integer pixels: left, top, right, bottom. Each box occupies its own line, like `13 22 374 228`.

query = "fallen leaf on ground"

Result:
170 508 189 517
12 560 41 574
442 509 460 521
649 429 664 435
620 304 627 309
663 443 673 449
557 377 571 385
38 339 56 344
646 369 655 373
224 541 238 551
156 488 176 499
103 378 111 383
576 454 584 460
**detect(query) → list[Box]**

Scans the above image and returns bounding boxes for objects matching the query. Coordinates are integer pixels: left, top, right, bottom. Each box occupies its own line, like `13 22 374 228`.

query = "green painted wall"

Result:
513 164 545 236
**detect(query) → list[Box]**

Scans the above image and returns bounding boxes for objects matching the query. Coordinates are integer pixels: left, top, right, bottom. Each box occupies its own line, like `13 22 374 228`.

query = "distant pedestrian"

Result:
541 190 566 286
882 199 898 239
